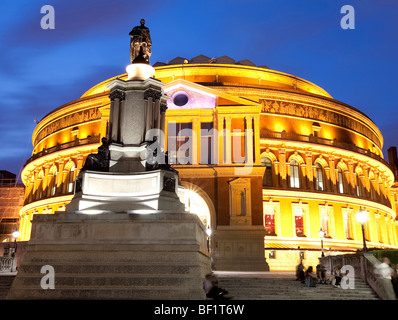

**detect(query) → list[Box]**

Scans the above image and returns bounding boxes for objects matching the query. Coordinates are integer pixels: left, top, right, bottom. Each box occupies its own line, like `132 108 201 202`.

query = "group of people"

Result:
296 260 344 288
297 257 398 298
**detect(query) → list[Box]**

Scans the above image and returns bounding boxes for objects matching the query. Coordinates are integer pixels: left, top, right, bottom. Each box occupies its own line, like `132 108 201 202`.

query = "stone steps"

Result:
6 247 210 300
2 273 381 300
0 275 16 300
217 276 379 300
13 274 202 288
18 263 200 275
7 287 195 300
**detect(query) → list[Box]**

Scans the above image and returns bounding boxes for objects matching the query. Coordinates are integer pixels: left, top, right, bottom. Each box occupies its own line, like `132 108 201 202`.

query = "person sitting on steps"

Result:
304 266 318 287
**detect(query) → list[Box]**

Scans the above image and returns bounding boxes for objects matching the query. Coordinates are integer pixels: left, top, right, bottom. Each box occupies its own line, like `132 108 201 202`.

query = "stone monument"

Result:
7 20 211 300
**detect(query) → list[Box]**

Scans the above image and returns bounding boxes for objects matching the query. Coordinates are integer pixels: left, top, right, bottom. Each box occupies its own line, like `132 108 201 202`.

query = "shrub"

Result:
371 249 398 265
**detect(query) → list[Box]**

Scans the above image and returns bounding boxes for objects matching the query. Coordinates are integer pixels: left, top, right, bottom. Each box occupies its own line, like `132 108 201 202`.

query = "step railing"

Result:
0 257 17 273
321 252 396 300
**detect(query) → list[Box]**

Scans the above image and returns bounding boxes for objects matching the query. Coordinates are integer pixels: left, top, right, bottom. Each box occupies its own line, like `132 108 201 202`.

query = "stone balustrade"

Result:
0 257 17 273
320 252 396 300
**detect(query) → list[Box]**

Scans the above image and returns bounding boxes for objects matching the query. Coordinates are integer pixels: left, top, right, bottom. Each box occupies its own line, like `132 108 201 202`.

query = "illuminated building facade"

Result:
18 55 398 271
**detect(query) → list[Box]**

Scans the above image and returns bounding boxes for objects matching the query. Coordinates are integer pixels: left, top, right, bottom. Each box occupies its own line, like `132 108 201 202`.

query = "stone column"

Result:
348 160 355 195
324 167 330 192
98 105 109 140
56 159 65 195
108 89 125 143
245 116 253 164
362 165 370 197
160 103 167 151
300 163 306 189
143 88 163 143
279 148 287 188
305 152 313 190
225 116 232 164
273 160 280 187
216 115 224 164
192 117 200 165
76 155 85 176
253 115 260 164
328 155 336 193
154 99 161 130
145 97 153 140
43 164 50 196
25 174 33 200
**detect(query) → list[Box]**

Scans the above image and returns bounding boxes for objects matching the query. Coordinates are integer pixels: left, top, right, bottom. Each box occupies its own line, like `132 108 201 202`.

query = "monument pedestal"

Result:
7 212 211 300
66 169 185 214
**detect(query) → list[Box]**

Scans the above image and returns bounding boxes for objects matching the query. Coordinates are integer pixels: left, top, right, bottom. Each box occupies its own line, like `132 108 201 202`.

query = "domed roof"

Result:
81 55 332 99
153 55 259 68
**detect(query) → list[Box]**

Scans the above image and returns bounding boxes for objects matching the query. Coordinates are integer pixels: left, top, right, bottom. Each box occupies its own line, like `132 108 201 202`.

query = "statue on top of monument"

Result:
81 137 110 172
129 19 152 64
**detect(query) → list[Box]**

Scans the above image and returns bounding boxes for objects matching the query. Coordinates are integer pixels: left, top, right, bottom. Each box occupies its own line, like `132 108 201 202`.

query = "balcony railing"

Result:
25 135 101 166
0 256 17 273
260 130 390 168
321 253 396 300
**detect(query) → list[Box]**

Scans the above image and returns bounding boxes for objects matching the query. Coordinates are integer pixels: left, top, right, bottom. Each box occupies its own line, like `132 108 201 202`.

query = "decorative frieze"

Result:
35 107 102 145
260 99 380 149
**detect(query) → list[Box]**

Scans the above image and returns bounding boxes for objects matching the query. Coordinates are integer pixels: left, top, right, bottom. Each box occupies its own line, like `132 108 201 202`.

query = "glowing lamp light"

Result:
356 208 367 224
318 229 325 238
12 231 20 239
206 228 212 237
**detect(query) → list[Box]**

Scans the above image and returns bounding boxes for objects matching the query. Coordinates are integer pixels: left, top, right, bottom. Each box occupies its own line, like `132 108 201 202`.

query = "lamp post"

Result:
318 229 325 257
356 207 368 253
11 230 20 258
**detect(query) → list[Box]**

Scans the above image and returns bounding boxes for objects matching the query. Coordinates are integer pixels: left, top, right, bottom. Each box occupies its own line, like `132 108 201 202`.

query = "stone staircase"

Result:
0 275 16 300
1 271 380 300
6 251 209 300
216 273 380 300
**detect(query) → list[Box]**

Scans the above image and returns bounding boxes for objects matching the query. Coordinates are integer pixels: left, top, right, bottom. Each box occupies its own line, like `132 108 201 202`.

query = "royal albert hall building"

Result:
18 55 398 271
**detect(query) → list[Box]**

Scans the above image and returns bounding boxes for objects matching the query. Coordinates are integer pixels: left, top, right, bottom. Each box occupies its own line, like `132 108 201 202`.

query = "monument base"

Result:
7 212 211 300
66 169 185 214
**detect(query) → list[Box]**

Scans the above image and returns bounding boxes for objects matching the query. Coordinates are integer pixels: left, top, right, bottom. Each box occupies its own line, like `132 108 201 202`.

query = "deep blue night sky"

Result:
1 0 398 178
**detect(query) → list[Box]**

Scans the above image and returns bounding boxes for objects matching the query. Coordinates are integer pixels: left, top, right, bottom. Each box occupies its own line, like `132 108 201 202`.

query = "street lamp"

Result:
318 229 325 257
356 207 368 252
11 230 20 258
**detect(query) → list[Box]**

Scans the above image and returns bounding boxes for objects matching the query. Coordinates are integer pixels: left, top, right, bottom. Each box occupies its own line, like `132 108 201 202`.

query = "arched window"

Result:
26 175 34 203
51 171 57 196
67 166 75 193
315 163 324 191
355 173 361 197
290 159 300 188
261 157 273 187
35 171 44 200
337 168 344 193
47 173 55 197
